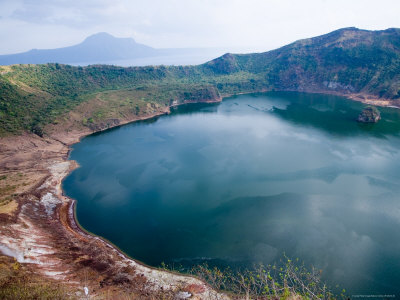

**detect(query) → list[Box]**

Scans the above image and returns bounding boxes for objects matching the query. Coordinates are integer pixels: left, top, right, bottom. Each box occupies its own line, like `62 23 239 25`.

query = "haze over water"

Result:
63 92 400 295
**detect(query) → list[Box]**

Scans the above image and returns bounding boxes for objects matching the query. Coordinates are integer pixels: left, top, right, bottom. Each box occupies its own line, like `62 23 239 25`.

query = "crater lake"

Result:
63 92 400 295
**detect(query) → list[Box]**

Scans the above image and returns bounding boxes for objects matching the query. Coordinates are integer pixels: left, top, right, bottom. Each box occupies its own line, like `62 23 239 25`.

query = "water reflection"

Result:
64 92 400 296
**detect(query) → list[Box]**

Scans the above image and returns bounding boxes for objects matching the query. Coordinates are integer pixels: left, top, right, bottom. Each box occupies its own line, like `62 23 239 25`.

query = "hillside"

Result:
204 27 400 99
1 27 400 137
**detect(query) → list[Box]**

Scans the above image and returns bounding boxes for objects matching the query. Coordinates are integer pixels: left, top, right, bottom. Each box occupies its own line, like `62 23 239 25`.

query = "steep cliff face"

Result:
178 85 221 103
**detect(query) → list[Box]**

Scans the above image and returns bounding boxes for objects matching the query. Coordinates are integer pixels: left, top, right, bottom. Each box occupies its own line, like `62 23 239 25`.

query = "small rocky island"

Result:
357 106 381 123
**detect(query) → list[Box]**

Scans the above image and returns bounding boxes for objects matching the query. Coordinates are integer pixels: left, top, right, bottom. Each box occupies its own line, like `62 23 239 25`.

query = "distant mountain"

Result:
0 33 159 65
0 33 229 66
0 33 231 66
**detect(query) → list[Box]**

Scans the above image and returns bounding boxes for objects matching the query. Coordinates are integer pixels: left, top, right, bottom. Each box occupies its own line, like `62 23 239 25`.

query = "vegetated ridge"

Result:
1 27 399 137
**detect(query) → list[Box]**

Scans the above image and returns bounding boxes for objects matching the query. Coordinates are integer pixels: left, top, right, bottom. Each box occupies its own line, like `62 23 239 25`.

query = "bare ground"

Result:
0 107 228 299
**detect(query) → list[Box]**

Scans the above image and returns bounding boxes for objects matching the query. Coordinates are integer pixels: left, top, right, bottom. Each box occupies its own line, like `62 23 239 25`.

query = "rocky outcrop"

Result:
88 118 120 131
177 85 222 104
357 106 381 123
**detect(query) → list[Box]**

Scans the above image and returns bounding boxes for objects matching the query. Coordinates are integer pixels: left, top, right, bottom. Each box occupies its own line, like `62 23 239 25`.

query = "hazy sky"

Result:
1 0 400 54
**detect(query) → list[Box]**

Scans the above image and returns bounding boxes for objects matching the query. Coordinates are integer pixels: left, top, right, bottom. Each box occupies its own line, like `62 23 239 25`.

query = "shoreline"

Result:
0 96 228 298
58 97 228 296
61 88 398 274
0 90 398 298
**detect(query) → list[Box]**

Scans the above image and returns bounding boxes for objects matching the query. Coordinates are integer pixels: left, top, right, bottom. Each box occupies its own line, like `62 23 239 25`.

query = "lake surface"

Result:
63 92 400 296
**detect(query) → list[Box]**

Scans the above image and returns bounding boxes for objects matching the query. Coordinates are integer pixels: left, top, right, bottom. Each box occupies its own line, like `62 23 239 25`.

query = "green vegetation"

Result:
0 63 259 136
163 257 343 299
0 256 341 299
1 27 400 136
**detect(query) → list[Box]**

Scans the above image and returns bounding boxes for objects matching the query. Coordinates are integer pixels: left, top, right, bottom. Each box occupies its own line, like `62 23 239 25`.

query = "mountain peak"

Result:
336 27 361 32
82 32 136 45
85 32 115 39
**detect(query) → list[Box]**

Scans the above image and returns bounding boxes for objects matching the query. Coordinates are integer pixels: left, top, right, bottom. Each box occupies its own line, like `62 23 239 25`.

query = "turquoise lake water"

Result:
63 92 400 296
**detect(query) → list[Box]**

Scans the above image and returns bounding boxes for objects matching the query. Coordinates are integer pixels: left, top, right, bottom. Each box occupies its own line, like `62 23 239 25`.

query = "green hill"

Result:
204 27 400 98
1 27 400 136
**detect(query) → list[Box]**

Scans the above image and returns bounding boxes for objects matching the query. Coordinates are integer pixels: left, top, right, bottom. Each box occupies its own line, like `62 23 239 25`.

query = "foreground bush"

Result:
164 256 344 299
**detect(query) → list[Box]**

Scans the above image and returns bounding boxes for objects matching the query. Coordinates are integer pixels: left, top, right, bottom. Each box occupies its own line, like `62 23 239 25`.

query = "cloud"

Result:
1 0 400 54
